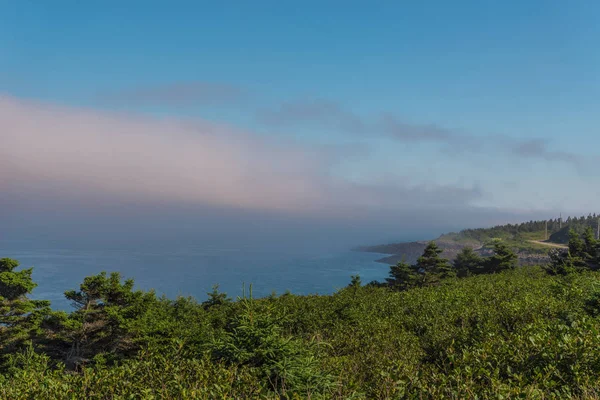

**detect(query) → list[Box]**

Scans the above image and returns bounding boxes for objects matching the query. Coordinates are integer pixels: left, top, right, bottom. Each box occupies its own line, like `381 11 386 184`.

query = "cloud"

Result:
97 82 246 108
259 99 366 134
0 96 328 214
96 85 588 170
377 114 484 152
7 93 582 249
510 138 581 166
0 94 482 219
258 98 585 167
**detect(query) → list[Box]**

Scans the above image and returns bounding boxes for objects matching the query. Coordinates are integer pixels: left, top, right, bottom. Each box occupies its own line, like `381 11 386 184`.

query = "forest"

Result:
1 226 600 398
440 213 600 245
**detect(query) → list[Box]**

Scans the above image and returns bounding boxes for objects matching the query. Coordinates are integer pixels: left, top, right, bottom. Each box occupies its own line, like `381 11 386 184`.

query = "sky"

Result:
1 1 600 247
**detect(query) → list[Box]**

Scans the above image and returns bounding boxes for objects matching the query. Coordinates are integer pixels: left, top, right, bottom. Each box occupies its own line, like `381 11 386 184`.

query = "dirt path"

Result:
528 240 568 249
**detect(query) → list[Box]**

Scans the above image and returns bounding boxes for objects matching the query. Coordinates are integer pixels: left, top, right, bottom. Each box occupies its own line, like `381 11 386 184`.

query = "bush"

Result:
3 258 600 398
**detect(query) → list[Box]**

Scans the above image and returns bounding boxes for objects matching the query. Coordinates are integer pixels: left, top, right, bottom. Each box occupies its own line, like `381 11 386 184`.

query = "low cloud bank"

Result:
1 95 482 214
1 94 545 247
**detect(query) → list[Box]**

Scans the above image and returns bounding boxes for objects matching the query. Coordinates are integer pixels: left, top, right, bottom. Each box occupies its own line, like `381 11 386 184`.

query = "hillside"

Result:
360 213 600 266
550 216 600 243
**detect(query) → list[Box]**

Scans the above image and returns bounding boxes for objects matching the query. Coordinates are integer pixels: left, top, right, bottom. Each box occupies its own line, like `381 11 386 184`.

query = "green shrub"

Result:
4 257 600 398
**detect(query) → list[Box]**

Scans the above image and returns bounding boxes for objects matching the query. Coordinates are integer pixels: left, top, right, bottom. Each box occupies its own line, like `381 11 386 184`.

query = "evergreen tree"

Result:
484 242 517 274
453 247 483 277
57 272 156 367
545 249 583 276
569 228 585 256
348 275 362 287
416 241 454 284
386 261 417 291
202 284 232 309
0 258 50 358
582 227 599 264
545 229 593 275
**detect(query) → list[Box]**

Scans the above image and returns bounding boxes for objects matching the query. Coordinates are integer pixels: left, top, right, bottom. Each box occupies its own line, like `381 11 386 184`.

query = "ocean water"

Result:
0 243 388 310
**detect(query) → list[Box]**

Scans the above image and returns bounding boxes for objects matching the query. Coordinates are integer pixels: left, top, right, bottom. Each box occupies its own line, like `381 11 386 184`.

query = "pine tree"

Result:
416 242 454 285
546 230 592 275
568 228 585 255
202 284 232 309
582 226 598 263
545 249 583 275
348 275 362 288
484 242 517 274
453 247 483 277
386 260 417 291
58 272 156 366
0 258 51 358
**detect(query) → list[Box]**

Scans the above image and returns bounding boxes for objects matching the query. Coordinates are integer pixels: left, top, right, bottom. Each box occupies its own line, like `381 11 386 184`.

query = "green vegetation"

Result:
545 227 600 276
0 228 600 398
385 241 517 290
550 215 600 244
362 214 600 268
441 213 600 247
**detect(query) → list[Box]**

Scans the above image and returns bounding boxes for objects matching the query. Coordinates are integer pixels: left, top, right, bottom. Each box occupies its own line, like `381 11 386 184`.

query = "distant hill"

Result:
355 241 428 256
359 213 600 266
357 240 478 265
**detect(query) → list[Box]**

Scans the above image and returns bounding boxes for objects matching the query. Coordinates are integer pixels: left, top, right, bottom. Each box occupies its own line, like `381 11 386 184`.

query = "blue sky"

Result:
1 1 600 244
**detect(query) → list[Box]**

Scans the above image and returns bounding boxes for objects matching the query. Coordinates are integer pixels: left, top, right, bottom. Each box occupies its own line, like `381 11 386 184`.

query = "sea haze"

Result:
0 240 391 311
1 197 442 311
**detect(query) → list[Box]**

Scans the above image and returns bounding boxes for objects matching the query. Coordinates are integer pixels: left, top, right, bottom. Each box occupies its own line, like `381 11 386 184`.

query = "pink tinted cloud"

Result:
0 95 332 213
0 95 483 218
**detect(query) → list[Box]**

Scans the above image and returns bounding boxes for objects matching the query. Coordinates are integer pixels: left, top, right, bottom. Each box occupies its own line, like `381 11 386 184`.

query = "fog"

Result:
1 95 551 252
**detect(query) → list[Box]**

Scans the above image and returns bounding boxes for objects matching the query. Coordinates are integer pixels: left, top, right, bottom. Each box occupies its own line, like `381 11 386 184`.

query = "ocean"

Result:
0 242 389 310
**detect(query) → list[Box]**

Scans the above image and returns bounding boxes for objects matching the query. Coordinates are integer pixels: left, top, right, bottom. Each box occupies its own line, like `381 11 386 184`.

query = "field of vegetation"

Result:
0 227 600 398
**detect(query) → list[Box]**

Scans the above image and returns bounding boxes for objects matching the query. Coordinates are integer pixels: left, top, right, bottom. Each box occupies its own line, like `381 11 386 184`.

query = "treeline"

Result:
442 212 600 243
372 241 517 291
379 227 600 292
546 227 600 275
550 215 600 243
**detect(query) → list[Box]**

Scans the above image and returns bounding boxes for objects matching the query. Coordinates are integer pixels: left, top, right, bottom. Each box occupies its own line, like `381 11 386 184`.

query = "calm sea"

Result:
0 243 388 310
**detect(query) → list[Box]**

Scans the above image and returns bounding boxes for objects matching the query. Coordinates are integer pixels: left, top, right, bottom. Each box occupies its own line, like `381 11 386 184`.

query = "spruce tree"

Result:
569 228 585 256
416 242 454 285
0 258 50 357
546 229 592 275
453 247 483 277
582 227 599 264
59 272 156 366
484 242 517 274
202 284 232 309
545 249 583 275
386 260 417 291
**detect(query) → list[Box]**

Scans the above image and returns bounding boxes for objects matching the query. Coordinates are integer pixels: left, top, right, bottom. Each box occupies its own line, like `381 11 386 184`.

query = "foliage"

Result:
348 275 362 289
453 247 483 277
415 241 455 285
550 214 600 243
213 297 334 396
50 272 157 368
483 241 518 273
5 253 600 397
439 212 600 248
386 260 418 291
385 240 518 291
546 228 600 276
201 284 232 310
0 258 50 362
